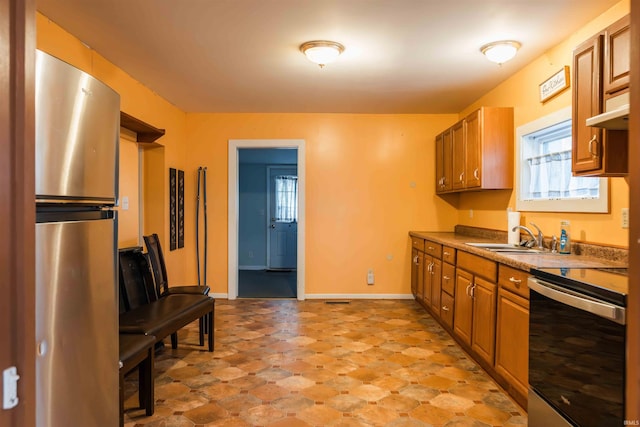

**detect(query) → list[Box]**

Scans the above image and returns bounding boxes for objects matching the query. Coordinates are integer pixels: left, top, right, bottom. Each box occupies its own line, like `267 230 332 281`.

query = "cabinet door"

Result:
471 277 497 365
453 269 473 346
435 132 445 193
495 288 529 399
604 14 630 97
572 33 603 174
464 109 481 188
416 252 424 301
422 255 433 307
411 248 419 297
430 258 442 316
451 120 466 190
442 129 453 192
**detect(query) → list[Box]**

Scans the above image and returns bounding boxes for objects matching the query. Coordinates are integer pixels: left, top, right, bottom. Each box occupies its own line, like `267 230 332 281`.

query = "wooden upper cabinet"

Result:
451 120 466 191
436 106 513 193
603 14 630 98
464 109 482 189
572 33 603 174
435 129 453 193
572 15 629 177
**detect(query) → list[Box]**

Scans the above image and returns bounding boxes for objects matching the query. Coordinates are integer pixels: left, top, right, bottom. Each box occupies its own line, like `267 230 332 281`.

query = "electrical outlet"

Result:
469 209 473 219
622 208 629 229
367 269 374 285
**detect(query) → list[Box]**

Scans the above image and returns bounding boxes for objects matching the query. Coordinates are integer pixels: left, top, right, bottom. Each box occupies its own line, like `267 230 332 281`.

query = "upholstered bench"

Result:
119 333 156 426
119 294 214 351
118 246 214 352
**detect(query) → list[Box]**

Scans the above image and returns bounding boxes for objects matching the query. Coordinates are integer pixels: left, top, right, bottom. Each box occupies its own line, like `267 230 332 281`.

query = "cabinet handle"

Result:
470 284 476 298
465 283 472 297
413 255 419 264
442 305 450 312
443 275 450 281
427 246 434 251
443 251 450 256
459 172 464 182
509 276 522 287
473 168 479 180
588 135 598 157
430 262 435 275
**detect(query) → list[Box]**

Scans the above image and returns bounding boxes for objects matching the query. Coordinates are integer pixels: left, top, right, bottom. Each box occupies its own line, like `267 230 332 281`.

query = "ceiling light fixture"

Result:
480 40 521 65
300 40 345 68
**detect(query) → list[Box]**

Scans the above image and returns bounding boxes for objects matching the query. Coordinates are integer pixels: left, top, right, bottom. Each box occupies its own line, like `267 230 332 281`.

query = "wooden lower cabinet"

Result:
495 287 529 400
453 269 473 345
408 239 529 408
471 277 497 365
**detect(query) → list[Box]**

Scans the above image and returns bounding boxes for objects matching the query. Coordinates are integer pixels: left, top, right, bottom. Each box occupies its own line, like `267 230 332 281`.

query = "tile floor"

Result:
123 299 527 426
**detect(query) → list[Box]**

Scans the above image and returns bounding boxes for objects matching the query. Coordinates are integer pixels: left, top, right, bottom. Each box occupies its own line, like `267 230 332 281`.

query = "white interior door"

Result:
268 166 297 270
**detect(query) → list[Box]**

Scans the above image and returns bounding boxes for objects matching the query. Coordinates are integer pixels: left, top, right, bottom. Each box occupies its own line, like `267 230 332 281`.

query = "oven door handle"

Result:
528 278 626 325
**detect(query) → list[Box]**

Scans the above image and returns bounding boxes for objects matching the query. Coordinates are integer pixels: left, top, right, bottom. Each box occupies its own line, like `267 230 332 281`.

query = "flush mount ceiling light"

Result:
300 40 345 68
480 40 521 65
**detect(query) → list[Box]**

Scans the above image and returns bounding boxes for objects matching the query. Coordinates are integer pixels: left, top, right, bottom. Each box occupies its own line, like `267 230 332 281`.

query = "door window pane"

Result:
275 175 297 222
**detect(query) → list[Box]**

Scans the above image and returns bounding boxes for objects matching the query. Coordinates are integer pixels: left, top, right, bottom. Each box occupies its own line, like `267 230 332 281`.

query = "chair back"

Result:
118 247 157 311
143 233 169 296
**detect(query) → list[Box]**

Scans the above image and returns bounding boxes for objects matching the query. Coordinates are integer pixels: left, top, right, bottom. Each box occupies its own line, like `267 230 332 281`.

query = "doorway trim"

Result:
228 139 305 300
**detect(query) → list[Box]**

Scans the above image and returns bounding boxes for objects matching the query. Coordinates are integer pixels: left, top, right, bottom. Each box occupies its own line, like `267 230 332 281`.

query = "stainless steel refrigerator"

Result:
35 50 121 426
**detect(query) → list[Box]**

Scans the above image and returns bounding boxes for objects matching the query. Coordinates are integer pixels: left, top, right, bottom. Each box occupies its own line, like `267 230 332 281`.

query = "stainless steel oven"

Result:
528 267 627 427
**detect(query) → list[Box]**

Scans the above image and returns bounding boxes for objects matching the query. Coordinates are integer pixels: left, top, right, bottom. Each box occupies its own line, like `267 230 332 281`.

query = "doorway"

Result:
228 140 305 300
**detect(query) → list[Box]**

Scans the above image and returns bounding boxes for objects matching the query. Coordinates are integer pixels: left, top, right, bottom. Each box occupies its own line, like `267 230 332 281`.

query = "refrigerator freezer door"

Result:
35 50 120 203
35 218 118 427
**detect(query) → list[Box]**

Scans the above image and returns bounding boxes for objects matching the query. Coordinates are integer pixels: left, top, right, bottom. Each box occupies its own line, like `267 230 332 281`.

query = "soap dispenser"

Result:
559 220 571 254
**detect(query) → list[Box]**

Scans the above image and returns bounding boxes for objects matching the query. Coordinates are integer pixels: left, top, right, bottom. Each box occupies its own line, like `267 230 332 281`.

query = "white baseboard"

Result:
212 293 414 301
304 294 415 300
211 293 229 299
238 265 267 271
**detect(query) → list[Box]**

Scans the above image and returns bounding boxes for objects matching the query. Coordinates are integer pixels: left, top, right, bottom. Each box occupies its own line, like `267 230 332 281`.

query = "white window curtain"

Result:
275 175 298 222
526 150 599 199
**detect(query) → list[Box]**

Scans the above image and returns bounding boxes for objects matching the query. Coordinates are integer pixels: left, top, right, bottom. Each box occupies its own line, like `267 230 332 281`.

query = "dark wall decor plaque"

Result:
169 168 177 251
178 169 185 248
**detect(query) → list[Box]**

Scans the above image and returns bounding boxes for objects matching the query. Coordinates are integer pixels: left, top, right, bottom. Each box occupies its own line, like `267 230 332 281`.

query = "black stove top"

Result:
530 267 628 307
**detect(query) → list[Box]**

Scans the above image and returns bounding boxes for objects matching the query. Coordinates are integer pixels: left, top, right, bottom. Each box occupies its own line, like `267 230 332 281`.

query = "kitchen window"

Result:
516 106 608 213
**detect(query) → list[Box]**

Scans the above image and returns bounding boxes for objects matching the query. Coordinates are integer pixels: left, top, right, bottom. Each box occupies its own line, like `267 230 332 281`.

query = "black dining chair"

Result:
143 233 210 297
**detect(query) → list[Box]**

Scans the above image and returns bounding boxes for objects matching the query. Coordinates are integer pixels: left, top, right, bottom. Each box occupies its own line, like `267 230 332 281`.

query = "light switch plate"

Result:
622 208 629 229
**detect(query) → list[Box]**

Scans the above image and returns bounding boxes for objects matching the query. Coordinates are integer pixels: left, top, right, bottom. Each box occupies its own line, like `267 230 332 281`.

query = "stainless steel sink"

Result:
464 242 547 253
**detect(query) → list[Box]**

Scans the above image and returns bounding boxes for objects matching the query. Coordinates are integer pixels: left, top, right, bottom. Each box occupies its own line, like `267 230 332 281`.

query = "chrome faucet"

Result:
511 225 537 248
529 222 545 249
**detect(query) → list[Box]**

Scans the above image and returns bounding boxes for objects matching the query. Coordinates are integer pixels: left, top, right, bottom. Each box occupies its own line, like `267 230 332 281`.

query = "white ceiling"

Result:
36 0 621 114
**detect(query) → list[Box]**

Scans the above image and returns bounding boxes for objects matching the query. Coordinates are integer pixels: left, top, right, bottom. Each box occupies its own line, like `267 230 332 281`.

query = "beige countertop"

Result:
409 231 627 271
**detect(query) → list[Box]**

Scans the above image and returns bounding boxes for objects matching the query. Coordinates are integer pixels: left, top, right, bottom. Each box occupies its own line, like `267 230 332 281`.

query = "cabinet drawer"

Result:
411 237 425 251
424 241 442 258
442 263 455 295
457 251 497 281
441 292 454 329
498 265 530 299
442 246 456 264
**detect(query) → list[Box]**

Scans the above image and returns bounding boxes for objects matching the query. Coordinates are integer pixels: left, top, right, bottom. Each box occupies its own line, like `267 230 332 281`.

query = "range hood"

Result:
586 93 629 130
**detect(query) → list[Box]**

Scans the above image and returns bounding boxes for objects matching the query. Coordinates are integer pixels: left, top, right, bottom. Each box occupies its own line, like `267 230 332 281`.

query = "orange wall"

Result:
117 130 140 247
456 0 630 247
184 114 459 295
